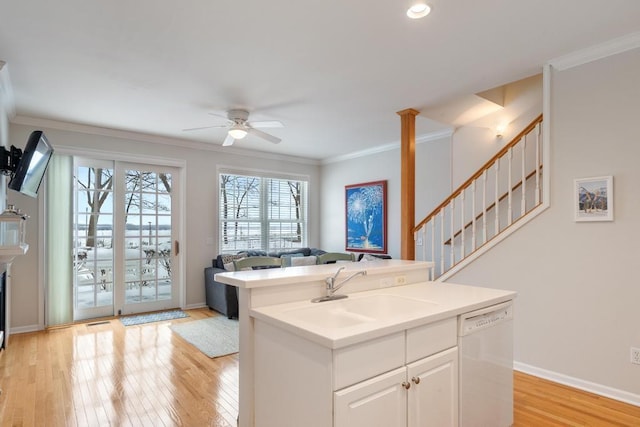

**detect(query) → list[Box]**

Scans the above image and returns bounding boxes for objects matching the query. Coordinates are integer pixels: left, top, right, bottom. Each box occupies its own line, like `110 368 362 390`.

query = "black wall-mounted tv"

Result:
7 131 54 198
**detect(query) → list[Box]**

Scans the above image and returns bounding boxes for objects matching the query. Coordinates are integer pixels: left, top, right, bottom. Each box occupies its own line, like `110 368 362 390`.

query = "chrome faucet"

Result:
311 266 367 303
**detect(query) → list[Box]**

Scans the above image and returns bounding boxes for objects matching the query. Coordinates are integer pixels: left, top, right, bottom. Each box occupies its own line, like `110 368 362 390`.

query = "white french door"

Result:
73 159 181 320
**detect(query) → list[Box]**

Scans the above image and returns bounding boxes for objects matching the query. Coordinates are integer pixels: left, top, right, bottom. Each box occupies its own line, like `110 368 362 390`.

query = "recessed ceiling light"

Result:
407 3 431 19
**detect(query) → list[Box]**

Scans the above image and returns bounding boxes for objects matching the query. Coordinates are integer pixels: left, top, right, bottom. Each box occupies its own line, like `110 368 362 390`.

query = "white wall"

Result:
7 123 321 330
320 77 542 260
0 62 10 205
449 48 640 398
451 75 543 189
320 137 451 258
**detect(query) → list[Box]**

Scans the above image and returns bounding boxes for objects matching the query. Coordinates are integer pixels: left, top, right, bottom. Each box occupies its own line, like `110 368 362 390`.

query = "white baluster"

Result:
535 123 541 205
507 147 513 226
521 135 527 215
430 220 435 278
421 227 426 263
440 207 445 274
482 170 487 244
460 189 465 259
471 180 476 250
494 161 500 235
450 199 455 266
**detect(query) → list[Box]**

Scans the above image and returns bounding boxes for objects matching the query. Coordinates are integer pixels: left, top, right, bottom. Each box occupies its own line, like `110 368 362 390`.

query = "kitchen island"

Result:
215 260 515 427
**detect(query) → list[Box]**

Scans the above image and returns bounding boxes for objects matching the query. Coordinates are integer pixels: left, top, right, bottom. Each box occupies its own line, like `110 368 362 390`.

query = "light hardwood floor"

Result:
0 308 639 426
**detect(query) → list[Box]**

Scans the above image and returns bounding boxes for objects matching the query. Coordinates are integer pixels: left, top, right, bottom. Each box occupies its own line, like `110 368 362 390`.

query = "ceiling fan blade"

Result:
182 124 228 132
247 120 284 129
208 112 231 121
222 133 235 146
247 127 281 144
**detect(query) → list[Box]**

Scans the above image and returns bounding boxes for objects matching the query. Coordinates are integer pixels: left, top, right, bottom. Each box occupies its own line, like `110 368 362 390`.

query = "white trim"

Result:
10 323 42 334
38 183 45 330
548 31 640 71
542 64 551 207
178 163 187 311
11 115 320 166
217 164 310 183
439 203 549 281
216 167 310 252
184 302 207 310
0 61 16 119
55 144 187 169
322 128 455 165
514 362 640 407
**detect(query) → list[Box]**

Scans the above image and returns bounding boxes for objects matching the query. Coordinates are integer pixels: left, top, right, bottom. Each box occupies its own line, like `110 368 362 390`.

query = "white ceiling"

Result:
1 1 639 160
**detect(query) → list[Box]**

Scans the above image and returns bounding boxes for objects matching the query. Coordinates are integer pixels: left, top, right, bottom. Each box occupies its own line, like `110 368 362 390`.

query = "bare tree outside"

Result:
76 167 113 248
220 174 259 246
287 181 302 242
220 173 306 252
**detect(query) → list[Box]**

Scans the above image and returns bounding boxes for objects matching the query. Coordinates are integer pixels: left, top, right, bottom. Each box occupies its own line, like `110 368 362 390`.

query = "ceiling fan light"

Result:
407 3 431 19
228 125 248 139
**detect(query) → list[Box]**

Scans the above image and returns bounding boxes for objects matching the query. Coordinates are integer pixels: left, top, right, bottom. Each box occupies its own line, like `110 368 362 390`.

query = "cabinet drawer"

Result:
334 331 404 390
406 318 456 363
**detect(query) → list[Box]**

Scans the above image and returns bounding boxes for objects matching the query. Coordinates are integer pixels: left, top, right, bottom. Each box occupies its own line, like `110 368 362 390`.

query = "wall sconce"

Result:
496 123 508 138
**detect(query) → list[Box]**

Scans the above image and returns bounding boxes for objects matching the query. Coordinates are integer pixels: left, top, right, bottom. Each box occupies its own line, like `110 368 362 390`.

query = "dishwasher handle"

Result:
458 300 513 336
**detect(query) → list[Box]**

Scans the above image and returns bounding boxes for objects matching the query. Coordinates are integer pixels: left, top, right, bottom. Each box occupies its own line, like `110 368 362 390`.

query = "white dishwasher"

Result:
458 300 514 427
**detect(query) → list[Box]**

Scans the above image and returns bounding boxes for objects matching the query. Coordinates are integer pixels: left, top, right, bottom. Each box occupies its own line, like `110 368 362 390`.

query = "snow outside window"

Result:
219 172 308 253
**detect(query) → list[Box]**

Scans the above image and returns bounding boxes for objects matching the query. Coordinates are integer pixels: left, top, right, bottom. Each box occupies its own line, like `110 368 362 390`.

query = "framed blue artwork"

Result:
345 180 387 254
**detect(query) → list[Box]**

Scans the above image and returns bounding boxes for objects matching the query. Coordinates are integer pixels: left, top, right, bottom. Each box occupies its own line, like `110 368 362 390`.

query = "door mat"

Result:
170 316 239 358
120 309 188 326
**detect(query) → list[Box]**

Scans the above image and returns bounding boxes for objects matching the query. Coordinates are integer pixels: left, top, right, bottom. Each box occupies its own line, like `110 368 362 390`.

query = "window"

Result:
219 172 308 253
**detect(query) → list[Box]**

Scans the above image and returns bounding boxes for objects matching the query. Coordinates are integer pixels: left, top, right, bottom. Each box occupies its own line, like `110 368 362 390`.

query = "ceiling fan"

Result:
184 109 283 147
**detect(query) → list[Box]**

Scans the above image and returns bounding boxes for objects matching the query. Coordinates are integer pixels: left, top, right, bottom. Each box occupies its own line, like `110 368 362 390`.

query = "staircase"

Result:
414 114 544 280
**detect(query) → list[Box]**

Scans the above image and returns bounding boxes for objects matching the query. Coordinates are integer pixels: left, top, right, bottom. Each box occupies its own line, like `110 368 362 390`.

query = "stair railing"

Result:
414 114 543 279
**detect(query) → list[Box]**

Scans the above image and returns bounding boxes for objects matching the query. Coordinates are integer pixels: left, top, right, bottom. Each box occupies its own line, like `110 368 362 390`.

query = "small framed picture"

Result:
574 176 613 222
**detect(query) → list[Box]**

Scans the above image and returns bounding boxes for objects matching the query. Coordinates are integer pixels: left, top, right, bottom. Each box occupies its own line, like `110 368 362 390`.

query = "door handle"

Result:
174 240 179 255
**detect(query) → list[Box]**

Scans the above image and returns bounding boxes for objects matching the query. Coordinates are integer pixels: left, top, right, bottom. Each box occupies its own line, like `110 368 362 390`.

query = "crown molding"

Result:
10 115 320 166
0 61 16 119
549 31 640 71
9 114 455 167
322 128 454 165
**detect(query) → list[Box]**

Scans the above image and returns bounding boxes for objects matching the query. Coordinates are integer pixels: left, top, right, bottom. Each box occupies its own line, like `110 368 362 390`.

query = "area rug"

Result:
120 309 188 326
170 316 239 358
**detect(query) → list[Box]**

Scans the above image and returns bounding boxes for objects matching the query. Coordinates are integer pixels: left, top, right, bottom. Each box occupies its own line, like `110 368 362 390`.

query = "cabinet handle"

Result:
402 381 411 390
412 377 421 385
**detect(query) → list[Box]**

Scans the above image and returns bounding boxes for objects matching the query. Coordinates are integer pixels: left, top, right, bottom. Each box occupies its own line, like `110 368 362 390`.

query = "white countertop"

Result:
215 259 432 289
250 281 516 349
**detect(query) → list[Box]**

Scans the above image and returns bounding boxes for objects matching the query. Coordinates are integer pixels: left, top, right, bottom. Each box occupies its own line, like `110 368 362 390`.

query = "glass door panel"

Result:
72 160 180 320
73 161 115 320
119 165 178 314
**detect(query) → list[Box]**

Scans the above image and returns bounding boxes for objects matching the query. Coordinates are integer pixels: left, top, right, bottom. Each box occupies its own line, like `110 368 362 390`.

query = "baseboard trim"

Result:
184 302 208 310
10 324 42 334
514 362 640 407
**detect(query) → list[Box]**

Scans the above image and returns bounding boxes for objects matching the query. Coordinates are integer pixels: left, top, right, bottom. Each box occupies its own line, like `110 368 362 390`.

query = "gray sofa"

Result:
204 248 327 319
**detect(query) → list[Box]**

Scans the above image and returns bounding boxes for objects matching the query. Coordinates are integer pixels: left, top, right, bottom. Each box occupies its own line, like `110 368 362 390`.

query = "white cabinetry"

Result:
334 367 407 426
407 347 458 426
335 347 458 427
254 316 457 427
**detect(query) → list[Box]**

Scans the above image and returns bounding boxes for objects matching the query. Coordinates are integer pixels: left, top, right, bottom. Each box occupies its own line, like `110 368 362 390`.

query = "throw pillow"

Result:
290 255 317 267
220 253 247 269
281 253 303 267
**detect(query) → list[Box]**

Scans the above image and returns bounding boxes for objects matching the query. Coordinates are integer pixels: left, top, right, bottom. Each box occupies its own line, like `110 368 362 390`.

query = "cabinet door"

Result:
334 367 407 427
407 347 458 427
